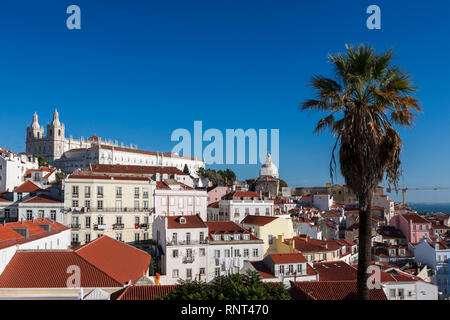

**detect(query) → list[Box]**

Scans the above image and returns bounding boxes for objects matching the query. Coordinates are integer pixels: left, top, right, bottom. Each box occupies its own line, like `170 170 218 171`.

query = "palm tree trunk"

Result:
356 192 373 300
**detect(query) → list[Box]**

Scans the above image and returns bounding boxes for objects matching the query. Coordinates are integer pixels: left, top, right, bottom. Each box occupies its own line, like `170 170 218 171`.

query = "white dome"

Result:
259 154 278 178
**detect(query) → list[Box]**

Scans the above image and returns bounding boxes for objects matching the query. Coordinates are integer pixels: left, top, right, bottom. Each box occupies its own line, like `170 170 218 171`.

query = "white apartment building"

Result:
153 215 209 285
154 180 208 221
313 193 334 211
0 148 38 192
0 181 64 223
204 221 264 282
0 219 71 274
414 236 450 298
214 191 274 224
372 194 395 223
63 173 155 247
26 110 205 176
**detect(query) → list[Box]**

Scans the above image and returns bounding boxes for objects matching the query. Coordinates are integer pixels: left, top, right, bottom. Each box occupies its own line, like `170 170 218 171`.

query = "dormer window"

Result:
179 217 186 224
214 235 221 241
243 234 250 240
223 235 230 241
234 234 240 241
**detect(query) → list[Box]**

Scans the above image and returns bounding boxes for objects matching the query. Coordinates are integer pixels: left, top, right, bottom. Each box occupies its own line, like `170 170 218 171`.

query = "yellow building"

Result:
63 172 155 247
240 215 295 256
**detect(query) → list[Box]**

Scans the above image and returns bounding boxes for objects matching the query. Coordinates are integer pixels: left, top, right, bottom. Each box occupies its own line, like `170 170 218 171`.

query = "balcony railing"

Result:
71 241 81 247
167 240 208 246
93 224 107 230
71 224 81 230
182 256 195 264
67 207 151 213
113 223 125 230
139 223 149 229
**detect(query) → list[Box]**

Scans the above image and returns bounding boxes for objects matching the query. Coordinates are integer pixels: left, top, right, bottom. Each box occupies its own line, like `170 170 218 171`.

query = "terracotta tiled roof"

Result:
68 174 150 181
269 253 307 264
241 215 278 226
208 201 219 208
313 261 357 281
289 281 387 300
21 194 62 204
13 181 42 192
223 191 265 200
401 213 431 224
0 251 122 288
75 236 151 285
205 221 251 235
5 221 47 236
90 164 186 176
111 285 178 300
285 236 340 253
0 225 23 242
166 215 207 229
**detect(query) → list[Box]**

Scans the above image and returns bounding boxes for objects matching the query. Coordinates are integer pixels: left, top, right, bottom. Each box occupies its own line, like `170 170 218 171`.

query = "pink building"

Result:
207 186 231 204
389 213 431 244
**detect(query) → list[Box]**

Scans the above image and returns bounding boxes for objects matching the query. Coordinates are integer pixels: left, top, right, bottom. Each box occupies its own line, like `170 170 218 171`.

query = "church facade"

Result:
26 110 205 176
255 154 279 198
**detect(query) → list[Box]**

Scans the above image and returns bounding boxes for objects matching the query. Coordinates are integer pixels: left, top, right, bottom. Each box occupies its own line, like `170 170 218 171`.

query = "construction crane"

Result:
386 186 450 204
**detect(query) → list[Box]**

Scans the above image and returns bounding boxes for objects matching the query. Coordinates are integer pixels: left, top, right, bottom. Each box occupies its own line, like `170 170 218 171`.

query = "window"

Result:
97 200 103 211
98 216 104 225
215 267 221 277
200 232 205 243
116 187 122 198
186 269 192 280
17 192 23 201
85 186 90 198
172 249 179 258
143 201 149 210
178 198 184 208
172 233 178 244
225 249 231 257
390 289 396 297
297 264 303 273
72 200 79 207
268 234 274 245
72 186 79 197
97 186 103 197
214 250 220 258
199 248 206 256
188 198 193 206
200 268 205 275
134 187 140 198
279 265 285 274
116 233 122 241
85 233 91 243
172 269 179 278
135 216 140 225
161 197 167 205
85 216 90 228
50 210 56 221
288 264 294 274
38 210 44 219
135 233 140 243
265 208 270 215
186 232 191 244
26 210 33 220
253 248 259 257
255 208 260 215
143 188 149 198
244 249 249 257
116 200 122 211
245 208 250 215
234 249 240 257
85 200 90 209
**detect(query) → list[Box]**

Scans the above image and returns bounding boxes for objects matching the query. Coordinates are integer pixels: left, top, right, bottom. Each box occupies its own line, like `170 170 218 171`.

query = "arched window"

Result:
58 129 61 136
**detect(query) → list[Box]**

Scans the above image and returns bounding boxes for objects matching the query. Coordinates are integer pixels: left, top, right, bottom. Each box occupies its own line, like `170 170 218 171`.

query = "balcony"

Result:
113 223 124 230
72 207 151 213
85 194 91 198
139 223 149 229
71 224 81 230
182 256 195 264
166 240 208 246
94 224 107 231
71 241 81 247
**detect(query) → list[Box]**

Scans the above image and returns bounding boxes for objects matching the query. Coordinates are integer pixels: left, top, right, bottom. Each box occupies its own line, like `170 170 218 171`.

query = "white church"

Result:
26 110 205 175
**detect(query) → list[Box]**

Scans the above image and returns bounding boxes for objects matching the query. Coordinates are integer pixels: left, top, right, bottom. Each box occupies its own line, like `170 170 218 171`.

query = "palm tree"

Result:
301 44 421 299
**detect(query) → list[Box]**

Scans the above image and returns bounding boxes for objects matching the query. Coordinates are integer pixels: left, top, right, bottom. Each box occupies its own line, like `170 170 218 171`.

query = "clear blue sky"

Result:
0 0 449 203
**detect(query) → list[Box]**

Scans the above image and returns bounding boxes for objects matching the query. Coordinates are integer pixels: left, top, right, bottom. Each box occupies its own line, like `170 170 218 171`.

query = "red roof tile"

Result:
289 281 387 300
166 215 207 229
269 253 307 264
241 215 278 226
90 164 186 176
111 285 178 300
313 261 357 281
13 181 42 192
75 236 151 285
0 251 122 288
22 194 62 204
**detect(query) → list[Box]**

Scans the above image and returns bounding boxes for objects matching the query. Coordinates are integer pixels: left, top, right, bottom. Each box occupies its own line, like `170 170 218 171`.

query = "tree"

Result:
36 155 50 167
300 44 420 299
183 164 190 176
278 179 288 191
55 172 66 183
162 270 291 300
